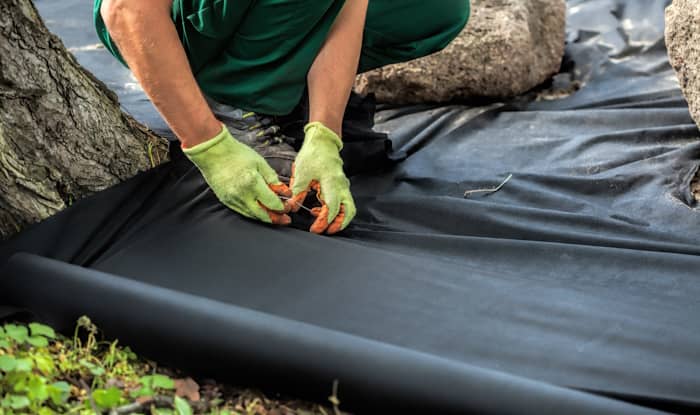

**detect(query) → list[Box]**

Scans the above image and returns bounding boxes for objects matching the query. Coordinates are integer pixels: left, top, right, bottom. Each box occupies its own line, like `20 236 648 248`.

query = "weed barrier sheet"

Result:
2 0 700 413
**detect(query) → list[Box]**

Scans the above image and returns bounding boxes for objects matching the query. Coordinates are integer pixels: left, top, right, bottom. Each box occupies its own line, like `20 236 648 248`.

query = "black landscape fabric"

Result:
2 0 700 414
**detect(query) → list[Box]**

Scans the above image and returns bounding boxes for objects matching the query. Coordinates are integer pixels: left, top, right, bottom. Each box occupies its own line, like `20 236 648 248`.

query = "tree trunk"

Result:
0 0 168 239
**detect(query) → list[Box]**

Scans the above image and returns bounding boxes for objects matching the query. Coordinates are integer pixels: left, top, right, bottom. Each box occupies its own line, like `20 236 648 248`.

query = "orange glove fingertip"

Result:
309 205 331 234
267 211 292 226
326 206 346 235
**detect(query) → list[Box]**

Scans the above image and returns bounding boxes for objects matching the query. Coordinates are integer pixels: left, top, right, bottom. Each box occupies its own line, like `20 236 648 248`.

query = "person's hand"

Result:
183 125 292 225
286 122 356 234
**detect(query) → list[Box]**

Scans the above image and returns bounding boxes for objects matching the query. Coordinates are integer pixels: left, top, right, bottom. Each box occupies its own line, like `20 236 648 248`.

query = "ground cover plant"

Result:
0 317 345 415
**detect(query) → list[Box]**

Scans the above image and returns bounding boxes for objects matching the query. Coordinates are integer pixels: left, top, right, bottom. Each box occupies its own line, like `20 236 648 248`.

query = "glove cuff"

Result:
304 122 343 151
182 124 231 156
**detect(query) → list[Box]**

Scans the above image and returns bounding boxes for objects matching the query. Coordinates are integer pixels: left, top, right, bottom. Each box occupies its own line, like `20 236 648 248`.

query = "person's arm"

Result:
101 0 292 225
100 0 219 147
287 0 368 234
307 0 368 136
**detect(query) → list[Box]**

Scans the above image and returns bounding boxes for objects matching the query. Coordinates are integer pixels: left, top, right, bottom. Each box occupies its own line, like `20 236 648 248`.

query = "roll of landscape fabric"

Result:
0 253 665 415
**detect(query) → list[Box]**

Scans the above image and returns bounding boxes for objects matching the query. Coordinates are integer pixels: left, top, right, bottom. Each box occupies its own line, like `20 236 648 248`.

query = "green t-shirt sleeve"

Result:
93 0 128 67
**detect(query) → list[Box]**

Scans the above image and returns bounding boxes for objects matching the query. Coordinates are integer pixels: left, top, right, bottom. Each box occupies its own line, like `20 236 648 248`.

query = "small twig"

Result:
109 396 208 415
79 379 99 415
109 401 141 415
109 396 170 415
328 380 342 415
63 375 82 389
463 173 513 198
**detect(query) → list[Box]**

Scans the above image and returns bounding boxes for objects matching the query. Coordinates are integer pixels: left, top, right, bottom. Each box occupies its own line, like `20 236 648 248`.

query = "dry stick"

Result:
329 379 342 415
463 173 513 198
108 396 172 415
108 396 207 415
79 379 99 415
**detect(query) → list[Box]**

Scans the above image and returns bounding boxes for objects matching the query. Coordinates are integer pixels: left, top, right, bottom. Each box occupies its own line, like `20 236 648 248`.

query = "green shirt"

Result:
92 0 469 115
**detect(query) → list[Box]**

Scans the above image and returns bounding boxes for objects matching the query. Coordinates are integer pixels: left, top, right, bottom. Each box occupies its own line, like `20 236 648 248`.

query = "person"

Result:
95 0 470 234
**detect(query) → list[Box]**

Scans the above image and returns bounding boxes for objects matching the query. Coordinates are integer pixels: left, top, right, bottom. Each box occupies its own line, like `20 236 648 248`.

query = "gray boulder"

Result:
666 0 700 129
354 0 567 104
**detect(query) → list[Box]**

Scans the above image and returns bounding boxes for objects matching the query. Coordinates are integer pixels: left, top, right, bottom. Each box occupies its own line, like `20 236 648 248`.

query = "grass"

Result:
0 316 347 415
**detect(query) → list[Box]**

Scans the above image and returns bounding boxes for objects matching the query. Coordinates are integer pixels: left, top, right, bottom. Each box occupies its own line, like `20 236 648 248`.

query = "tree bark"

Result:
0 0 168 239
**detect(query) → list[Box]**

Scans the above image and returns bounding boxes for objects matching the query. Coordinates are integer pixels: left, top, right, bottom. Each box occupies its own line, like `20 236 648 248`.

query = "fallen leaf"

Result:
174 377 200 401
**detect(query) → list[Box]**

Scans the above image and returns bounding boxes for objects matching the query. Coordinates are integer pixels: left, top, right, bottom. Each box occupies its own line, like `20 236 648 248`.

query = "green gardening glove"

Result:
183 125 292 225
286 122 356 235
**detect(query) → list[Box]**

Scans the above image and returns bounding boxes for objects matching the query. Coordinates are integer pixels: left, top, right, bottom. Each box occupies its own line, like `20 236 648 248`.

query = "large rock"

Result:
354 0 567 104
666 0 700 129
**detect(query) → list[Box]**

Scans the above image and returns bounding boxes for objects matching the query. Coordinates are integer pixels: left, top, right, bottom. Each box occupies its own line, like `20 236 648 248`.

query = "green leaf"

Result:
47 381 71 405
4 394 30 409
130 385 153 398
14 357 33 372
79 358 105 376
140 374 175 390
13 374 28 392
123 346 137 361
152 374 175 389
93 387 122 408
38 407 56 415
33 354 55 375
27 336 49 348
29 323 56 339
4 324 28 343
0 339 10 349
132 374 175 399
174 396 193 415
0 326 5 338
0 355 17 372
27 375 49 402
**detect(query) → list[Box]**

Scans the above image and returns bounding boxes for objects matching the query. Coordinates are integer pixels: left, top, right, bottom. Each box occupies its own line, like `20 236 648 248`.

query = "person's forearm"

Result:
101 0 220 147
307 0 369 137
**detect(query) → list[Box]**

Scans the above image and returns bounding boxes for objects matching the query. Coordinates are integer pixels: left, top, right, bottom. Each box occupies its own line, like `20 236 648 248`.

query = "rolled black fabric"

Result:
0 253 664 415
2 0 699 413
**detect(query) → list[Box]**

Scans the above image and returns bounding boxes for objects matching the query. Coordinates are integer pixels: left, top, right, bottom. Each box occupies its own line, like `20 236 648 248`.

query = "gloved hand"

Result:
286 122 356 234
183 124 292 225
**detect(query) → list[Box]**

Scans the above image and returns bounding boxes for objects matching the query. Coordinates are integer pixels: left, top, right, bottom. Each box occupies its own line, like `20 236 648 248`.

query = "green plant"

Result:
0 317 342 415
0 323 71 414
0 318 196 415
